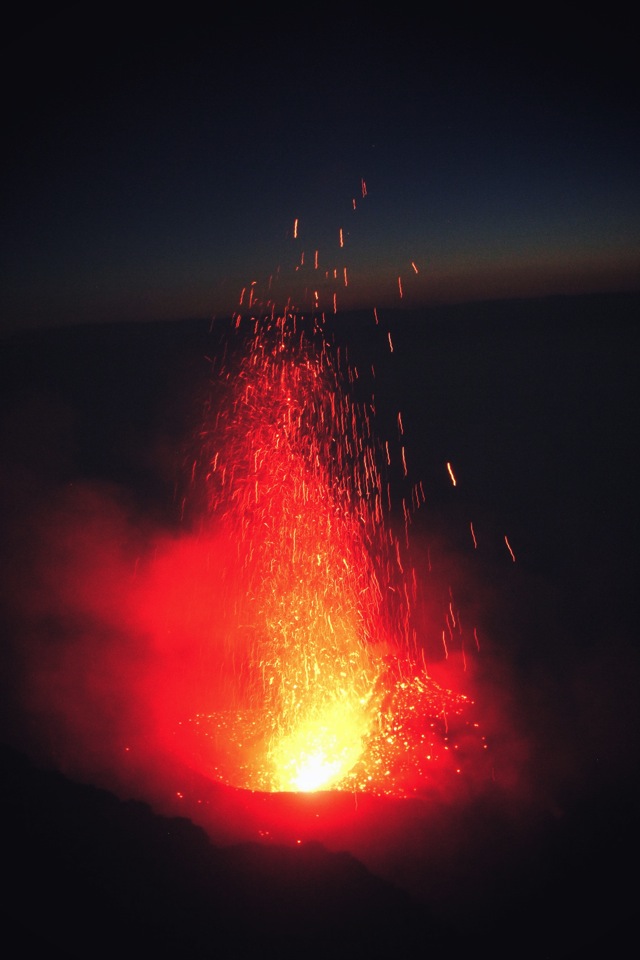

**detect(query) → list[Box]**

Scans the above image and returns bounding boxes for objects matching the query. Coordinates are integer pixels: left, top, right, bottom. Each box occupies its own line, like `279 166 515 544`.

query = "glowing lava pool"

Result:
179 662 484 796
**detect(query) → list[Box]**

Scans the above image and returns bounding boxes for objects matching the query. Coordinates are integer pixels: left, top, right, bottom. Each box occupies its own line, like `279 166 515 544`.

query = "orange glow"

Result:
168 312 485 796
269 699 372 792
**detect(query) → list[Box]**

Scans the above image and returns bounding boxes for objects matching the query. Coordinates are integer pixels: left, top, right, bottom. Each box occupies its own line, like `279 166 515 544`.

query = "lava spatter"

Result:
176 312 487 796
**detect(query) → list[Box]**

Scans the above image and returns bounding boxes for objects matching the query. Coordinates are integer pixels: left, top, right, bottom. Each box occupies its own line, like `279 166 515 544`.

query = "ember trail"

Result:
178 310 486 796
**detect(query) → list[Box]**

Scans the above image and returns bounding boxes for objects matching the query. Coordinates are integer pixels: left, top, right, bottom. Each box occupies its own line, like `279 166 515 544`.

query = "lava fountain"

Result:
174 309 488 798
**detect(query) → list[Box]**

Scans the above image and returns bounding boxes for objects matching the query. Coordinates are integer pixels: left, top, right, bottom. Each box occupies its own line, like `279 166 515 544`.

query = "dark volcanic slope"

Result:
2 743 430 959
2 742 638 959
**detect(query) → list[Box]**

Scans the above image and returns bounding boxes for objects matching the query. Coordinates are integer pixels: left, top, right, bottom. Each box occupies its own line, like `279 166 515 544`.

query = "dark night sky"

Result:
1 9 639 334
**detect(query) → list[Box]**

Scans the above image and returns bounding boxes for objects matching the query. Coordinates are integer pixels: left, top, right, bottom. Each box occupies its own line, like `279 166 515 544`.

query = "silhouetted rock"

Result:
1 743 430 958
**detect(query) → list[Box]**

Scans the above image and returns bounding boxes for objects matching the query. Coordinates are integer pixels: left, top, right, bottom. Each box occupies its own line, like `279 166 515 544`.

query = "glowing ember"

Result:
175 308 486 796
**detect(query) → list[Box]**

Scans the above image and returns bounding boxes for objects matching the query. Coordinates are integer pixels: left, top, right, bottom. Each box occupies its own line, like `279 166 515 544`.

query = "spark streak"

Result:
173 181 487 797
504 535 516 562
177 312 485 795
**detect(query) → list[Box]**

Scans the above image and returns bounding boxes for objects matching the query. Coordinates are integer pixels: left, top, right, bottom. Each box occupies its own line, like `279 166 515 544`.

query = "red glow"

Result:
151 311 488 798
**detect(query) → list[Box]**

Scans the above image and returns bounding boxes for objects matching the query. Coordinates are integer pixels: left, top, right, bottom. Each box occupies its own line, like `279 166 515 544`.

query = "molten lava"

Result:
174 313 487 796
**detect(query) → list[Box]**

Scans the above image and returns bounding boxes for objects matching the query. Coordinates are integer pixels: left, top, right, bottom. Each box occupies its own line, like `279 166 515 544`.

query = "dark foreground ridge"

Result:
2 742 638 959
2 742 427 958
